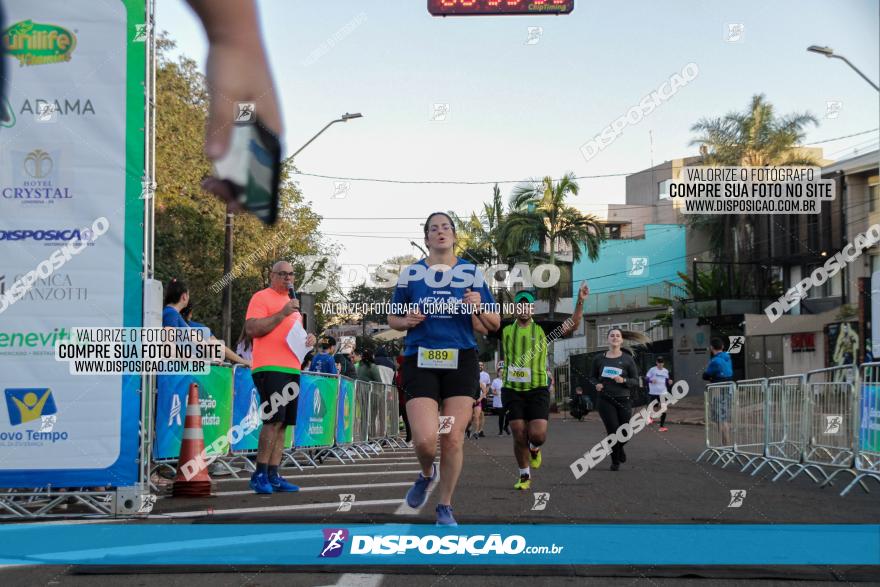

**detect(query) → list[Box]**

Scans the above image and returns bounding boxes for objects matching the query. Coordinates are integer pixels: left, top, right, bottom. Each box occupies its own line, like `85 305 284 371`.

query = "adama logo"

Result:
3 20 77 66
319 528 348 558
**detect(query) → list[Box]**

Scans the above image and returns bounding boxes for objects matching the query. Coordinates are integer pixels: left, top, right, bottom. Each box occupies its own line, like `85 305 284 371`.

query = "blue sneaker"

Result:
405 462 438 508
268 473 300 492
435 504 457 526
250 472 273 494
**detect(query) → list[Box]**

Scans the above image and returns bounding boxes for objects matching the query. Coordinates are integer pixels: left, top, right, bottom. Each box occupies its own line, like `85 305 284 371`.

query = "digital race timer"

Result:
428 0 574 16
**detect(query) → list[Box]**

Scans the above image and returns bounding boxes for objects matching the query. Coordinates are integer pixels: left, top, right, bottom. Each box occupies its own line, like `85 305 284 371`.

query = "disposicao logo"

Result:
3 20 77 66
4 387 58 425
319 528 348 558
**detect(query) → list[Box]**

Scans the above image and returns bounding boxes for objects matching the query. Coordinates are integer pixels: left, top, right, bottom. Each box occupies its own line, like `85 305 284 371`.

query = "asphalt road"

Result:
2 412 878 585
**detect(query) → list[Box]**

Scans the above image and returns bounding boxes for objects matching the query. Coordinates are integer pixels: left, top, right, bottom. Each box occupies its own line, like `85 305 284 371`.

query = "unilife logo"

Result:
3 20 77 66
319 528 348 558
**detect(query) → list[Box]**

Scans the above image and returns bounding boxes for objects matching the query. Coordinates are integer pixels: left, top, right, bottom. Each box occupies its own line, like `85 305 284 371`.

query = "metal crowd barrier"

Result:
696 382 735 465
146 369 407 488
553 363 570 413
352 380 375 455
730 378 767 472
765 375 808 479
698 364 878 497
787 365 858 487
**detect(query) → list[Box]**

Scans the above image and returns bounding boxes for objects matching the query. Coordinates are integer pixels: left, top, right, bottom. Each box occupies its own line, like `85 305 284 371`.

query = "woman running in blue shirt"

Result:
389 212 500 525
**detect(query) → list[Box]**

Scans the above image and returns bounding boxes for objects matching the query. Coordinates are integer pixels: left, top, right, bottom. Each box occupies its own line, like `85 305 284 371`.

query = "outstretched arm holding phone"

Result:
185 0 283 215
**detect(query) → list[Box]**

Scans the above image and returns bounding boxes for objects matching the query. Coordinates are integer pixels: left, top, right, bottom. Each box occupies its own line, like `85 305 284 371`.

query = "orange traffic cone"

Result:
172 382 213 497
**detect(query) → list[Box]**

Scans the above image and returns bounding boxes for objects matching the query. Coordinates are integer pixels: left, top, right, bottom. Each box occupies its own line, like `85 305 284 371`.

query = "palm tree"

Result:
688 94 819 259
451 185 516 304
451 184 511 263
501 173 605 319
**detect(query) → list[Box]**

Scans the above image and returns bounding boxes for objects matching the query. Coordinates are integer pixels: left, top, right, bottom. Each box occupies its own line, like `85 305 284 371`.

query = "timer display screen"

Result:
428 0 574 16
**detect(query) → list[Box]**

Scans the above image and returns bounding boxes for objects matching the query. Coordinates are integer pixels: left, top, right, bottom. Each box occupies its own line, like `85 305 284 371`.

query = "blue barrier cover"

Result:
0 524 877 566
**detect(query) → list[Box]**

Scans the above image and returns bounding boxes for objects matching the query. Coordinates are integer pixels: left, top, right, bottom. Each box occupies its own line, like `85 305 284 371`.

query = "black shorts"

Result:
502 387 551 422
401 348 480 403
252 370 300 426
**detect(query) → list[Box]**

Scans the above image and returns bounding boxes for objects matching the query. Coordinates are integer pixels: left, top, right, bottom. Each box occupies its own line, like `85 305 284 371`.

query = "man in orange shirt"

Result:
245 260 316 494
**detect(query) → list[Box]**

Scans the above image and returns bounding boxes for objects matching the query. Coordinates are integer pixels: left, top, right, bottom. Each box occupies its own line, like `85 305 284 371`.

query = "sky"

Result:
157 0 880 276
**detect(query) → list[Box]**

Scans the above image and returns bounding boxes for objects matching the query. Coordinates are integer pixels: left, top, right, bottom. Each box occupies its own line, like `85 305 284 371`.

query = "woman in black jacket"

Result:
589 328 644 470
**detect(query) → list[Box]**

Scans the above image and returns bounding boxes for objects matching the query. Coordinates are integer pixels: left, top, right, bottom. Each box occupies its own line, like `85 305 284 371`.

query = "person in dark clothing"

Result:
335 350 357 379
589 328 642 471
310 336 338 374
374 346 396 371
702 338 733 383
395 353 411 443
355 348 383 382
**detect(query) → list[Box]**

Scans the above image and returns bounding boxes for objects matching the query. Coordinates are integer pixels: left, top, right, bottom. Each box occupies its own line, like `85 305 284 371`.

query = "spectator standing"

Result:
310 336 339 375
244 261 316 494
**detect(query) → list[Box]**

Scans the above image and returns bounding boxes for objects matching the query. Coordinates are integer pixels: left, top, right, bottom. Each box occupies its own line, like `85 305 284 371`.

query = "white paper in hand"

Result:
286 320 312 364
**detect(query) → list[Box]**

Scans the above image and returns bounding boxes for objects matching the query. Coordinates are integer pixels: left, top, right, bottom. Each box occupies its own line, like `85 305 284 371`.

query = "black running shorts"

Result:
401 348 480 403
502 387 551 422
252 370 300 426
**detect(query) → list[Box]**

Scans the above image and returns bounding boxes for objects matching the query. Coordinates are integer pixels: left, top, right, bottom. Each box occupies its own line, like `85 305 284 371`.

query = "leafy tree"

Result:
154 35 327 343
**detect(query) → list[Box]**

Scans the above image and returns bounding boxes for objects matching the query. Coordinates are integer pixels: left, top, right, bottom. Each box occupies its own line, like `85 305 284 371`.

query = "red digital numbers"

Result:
428 0 574 16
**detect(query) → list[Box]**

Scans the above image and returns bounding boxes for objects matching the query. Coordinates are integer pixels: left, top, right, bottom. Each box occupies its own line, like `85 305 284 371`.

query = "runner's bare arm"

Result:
464 289 500 333
560 282 589 337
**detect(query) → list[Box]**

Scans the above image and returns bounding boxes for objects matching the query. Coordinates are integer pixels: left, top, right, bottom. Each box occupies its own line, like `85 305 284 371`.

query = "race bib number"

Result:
508 366 532 383
601 366 623 378
417 347 459 369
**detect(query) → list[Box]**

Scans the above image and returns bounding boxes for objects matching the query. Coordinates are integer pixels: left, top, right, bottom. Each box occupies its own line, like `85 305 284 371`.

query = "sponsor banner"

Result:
230 366 291 452
231 366 261 452
0 524 877 565
0 0 145 487
861 383 880 453
154 366 233 460
294 373 339 448
335 377 355 445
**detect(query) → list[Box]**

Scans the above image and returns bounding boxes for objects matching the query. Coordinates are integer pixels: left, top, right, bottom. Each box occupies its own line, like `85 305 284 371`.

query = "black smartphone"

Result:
211 118 282 225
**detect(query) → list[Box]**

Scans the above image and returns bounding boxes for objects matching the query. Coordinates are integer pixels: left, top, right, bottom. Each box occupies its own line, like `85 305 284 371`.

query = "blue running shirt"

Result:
390 258 495 357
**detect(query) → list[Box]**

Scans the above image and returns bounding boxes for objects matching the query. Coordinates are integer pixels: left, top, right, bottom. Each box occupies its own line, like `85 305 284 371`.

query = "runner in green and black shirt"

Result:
501 282 589 490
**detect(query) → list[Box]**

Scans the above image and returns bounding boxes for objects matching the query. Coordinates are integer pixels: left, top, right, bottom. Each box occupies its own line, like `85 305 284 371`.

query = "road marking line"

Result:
151 498 403 518
205 482 412 497
214 470 423 483
326 574 384 587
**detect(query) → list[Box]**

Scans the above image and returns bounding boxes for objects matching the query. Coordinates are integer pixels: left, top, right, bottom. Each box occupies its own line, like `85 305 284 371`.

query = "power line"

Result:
805 128 879 145
293 129 878 186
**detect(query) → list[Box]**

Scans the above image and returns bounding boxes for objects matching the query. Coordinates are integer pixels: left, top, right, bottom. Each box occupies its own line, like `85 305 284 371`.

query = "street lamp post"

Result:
807 45 880 91
291 112 363 159
221 112 363 343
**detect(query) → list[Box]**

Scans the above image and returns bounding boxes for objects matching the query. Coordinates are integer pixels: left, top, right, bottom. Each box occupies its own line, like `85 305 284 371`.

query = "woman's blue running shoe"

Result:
405 462 438 508
435 504 457 526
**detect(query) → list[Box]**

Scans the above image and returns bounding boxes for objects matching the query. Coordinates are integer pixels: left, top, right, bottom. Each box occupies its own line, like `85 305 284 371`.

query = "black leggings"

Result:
399 400 412 442
649 395 667 426
496 407 509 433
597 394 633 464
